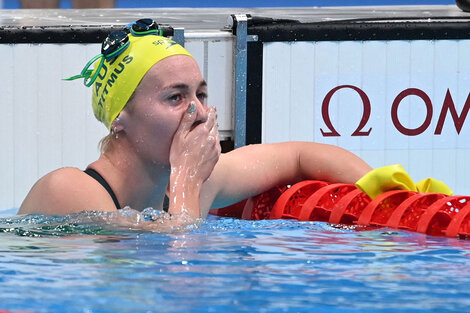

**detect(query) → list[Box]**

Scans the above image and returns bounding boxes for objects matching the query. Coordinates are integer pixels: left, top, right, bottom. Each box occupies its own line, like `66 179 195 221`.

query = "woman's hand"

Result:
168 102 221 217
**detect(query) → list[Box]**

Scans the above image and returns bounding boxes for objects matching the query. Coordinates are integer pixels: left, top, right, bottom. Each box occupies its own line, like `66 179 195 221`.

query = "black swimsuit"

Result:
84 168 121 210
84 168 170 212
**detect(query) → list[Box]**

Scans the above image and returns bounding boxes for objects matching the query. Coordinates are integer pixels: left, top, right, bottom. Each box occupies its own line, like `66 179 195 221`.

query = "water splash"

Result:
0 207 201 238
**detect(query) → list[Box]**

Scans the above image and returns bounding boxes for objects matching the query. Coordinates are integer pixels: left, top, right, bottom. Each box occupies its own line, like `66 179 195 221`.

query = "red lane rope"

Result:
270 180 328 220
328 188 371 224
242 185 287 220
416 196 470 236
209 180 470 239
445 202 470 238
356 190 417 227
387 193 446 231
297 183 356 222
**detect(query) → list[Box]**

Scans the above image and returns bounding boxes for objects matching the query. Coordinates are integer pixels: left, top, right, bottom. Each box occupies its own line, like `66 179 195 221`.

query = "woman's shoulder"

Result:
18 167 117 215
45 166 87 179
37 167 91 190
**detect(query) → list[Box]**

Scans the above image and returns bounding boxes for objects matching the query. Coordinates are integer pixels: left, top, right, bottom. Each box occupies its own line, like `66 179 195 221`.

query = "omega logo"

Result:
320 85 470 137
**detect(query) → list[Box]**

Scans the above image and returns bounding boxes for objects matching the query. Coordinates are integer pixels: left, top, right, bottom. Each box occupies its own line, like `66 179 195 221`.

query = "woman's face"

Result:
122 55 208 165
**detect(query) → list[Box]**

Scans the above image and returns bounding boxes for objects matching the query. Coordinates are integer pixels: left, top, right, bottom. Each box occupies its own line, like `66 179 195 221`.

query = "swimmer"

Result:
18 19 372 218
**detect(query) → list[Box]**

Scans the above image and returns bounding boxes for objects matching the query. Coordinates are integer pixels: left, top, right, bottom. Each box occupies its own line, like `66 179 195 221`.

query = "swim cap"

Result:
91 35 192 129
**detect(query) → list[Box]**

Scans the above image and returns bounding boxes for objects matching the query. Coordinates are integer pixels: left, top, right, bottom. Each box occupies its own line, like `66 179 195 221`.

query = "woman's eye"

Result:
197 92 208 103
168 94 182 102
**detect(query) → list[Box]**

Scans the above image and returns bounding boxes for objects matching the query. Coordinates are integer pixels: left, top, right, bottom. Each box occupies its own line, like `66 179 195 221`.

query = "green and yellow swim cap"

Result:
90 34 191 129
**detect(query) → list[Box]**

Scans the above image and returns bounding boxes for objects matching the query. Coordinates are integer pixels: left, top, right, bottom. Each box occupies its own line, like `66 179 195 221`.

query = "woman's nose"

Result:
194 99 208 122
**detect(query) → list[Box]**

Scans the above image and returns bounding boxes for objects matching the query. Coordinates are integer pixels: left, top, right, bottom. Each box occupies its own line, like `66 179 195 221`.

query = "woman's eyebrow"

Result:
164 84 189 91
162 80 207 91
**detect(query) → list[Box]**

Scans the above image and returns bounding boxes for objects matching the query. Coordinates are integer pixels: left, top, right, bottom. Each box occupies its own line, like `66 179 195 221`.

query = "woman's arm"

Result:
168 103 220 217
202 142 372 215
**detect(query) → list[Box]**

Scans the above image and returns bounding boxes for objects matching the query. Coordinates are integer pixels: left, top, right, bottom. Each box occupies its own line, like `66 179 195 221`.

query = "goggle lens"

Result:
133 18 157 32
130 18 162 36
101 30 129 56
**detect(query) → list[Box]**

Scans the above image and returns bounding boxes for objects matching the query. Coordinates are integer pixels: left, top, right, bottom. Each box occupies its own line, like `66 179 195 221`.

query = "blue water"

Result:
2 0 457 9
0 209 469 313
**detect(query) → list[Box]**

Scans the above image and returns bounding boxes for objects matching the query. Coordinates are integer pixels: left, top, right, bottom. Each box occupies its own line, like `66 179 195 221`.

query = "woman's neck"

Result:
88 143 171 211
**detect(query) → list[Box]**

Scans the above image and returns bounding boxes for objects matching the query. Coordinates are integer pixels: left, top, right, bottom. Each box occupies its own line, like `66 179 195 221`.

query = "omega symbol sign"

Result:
320 85 470 137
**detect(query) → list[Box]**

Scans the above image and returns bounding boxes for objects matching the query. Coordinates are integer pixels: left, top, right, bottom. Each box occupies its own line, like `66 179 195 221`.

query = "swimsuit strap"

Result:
84 168 121 210
163 195 169 213
84 168 170 213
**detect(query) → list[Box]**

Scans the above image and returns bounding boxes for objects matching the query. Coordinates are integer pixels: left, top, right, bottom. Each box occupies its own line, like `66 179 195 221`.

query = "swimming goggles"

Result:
65 18 163 87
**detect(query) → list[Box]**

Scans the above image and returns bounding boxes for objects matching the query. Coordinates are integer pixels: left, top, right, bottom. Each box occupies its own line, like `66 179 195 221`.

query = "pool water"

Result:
0 209 469 313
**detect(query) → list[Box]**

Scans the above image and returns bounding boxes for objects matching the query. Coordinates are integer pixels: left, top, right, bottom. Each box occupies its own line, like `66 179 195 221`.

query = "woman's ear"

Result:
111 110 129 134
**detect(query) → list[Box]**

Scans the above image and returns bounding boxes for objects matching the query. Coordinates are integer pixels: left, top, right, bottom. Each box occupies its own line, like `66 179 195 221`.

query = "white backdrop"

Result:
262 40 470 196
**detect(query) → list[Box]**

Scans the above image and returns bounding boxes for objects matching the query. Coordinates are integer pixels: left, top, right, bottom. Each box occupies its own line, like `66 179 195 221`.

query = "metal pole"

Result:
233 14 249 148
173 28 185 47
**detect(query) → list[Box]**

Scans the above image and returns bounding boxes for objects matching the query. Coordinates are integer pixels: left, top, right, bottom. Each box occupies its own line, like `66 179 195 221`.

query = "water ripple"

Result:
0 213 469 312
